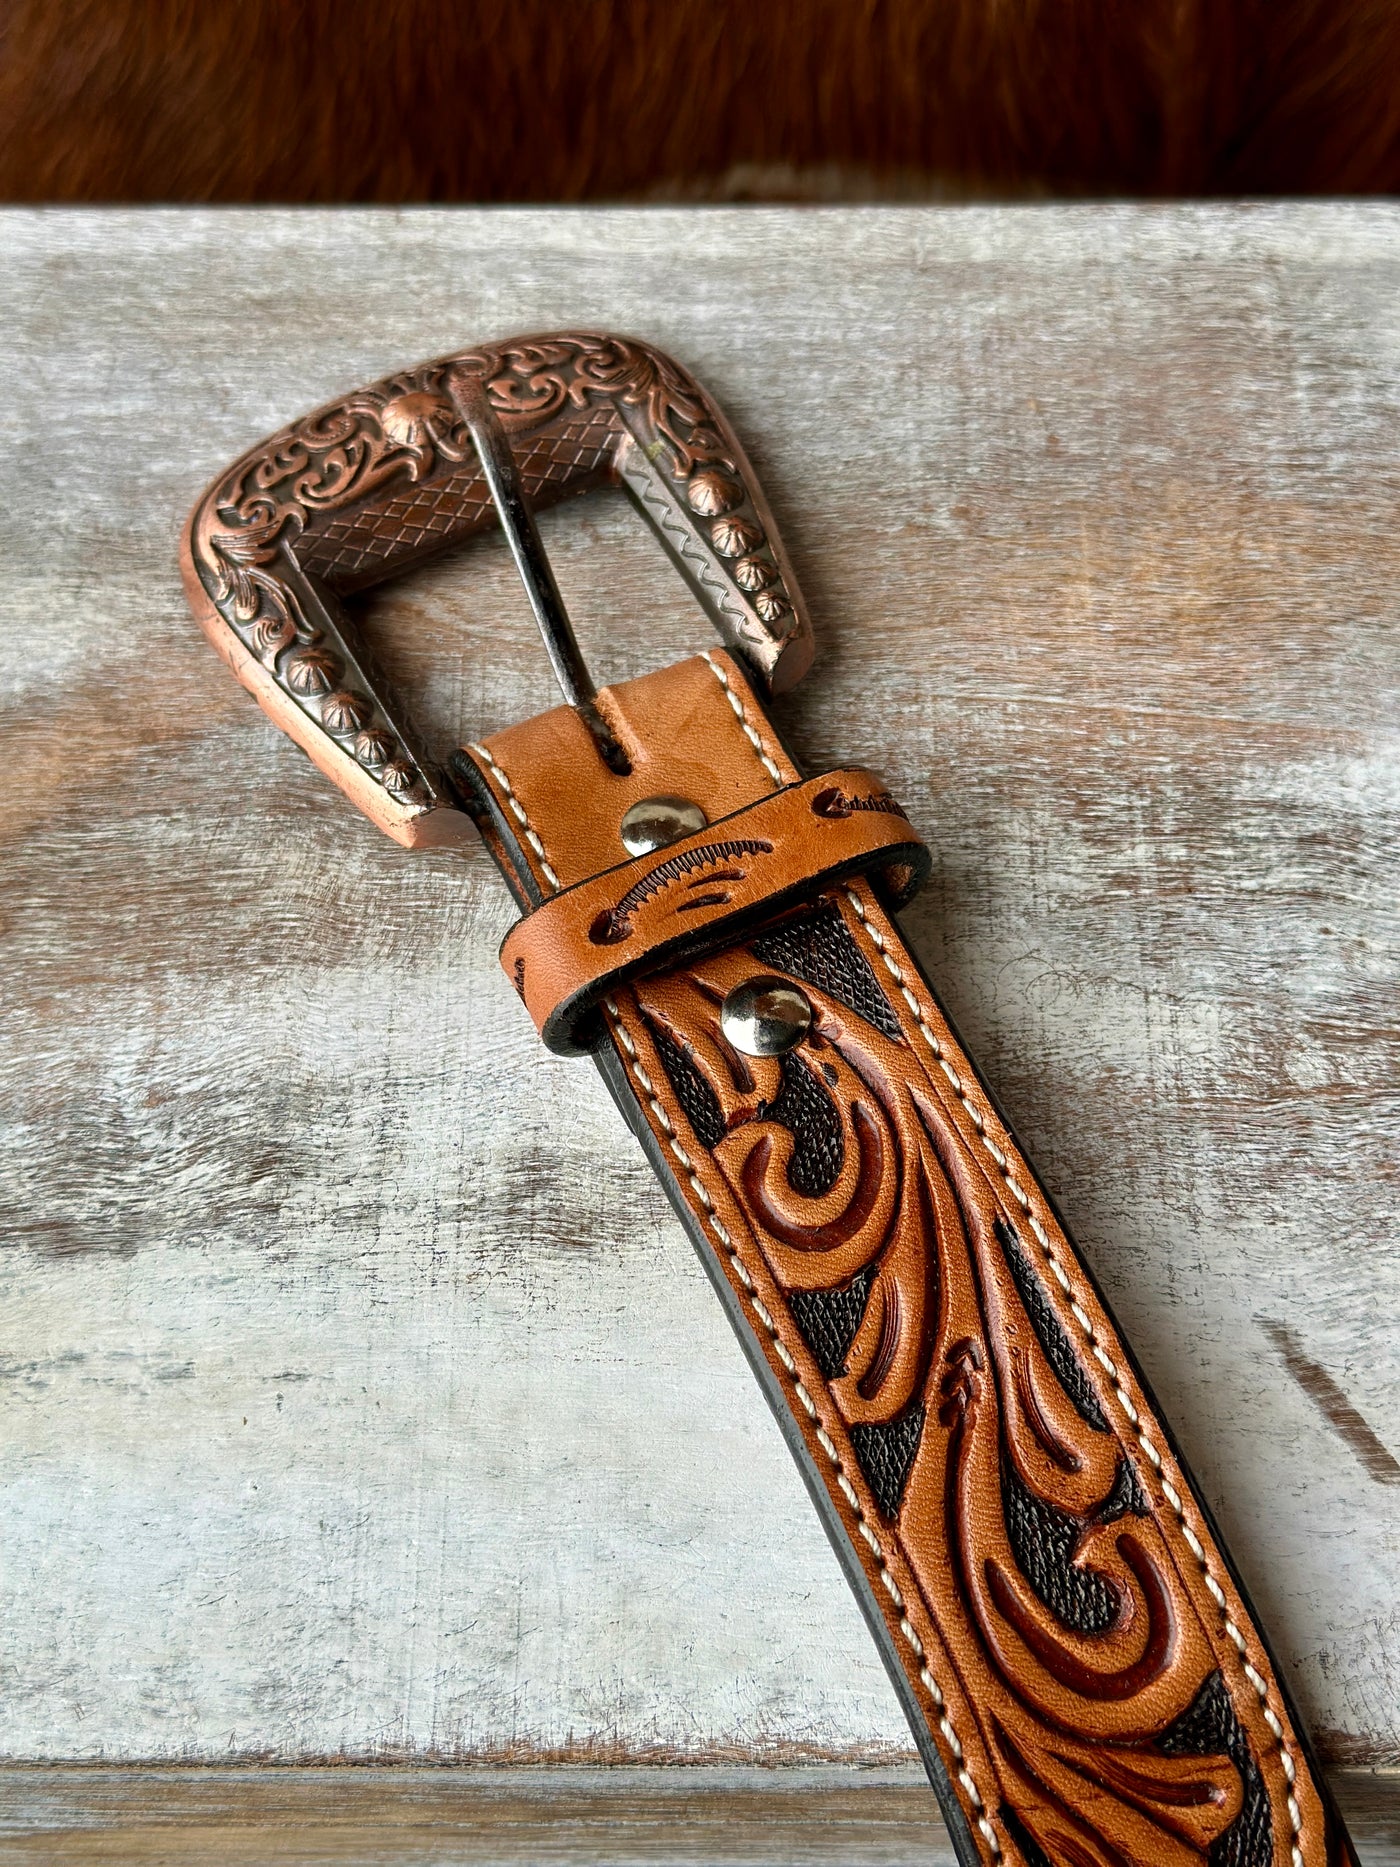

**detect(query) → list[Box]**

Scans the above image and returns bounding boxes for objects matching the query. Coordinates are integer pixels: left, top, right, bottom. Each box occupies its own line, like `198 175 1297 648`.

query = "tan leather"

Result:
494 767 928 1053
461 649 1353 1867
466 651 799 896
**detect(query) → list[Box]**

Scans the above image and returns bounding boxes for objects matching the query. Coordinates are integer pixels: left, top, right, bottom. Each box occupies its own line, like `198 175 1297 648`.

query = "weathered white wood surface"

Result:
0 1766 1394 1867
2 1766 961 1865
0 1765 1392 1866
0 207 1397 1829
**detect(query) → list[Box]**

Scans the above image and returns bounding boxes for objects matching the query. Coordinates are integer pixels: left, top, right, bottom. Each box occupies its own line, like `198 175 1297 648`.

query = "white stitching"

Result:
602 991 1000 1860
473 728 923 1698
700 652 786 787
495 684 1294 1860
467 743 562 891
475 734 991 1843
840 882 1306 1856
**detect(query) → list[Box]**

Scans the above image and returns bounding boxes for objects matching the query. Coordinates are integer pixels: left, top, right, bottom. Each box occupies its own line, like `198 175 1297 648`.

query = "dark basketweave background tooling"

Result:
4 0 1400 202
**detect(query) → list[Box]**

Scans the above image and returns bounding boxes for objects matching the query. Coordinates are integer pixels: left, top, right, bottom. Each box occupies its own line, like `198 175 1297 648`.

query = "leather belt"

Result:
182 330 1356 1867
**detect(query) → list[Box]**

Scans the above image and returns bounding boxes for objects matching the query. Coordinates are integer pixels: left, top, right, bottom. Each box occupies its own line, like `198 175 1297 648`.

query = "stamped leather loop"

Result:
497 770 930 1054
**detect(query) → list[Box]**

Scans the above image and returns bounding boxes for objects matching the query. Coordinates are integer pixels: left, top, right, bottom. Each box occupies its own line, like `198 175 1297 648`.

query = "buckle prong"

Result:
452 375 629 773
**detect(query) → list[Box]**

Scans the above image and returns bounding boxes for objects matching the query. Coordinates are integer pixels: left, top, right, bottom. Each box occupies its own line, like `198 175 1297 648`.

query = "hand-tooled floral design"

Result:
626 897 1277 1867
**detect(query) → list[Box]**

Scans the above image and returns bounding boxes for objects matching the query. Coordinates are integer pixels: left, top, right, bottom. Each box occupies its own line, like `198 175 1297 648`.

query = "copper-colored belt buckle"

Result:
181 332 813 838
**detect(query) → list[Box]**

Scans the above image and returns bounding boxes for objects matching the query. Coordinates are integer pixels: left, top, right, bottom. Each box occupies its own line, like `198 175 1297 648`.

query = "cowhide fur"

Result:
2 0 1398 200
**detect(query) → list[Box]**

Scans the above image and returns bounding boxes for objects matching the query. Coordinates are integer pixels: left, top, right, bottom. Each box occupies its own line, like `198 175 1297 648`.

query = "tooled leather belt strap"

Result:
183 331 1355 1867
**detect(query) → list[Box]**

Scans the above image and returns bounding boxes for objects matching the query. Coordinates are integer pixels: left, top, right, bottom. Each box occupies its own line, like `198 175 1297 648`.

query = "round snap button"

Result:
719 978 813 1057
619 794 708 856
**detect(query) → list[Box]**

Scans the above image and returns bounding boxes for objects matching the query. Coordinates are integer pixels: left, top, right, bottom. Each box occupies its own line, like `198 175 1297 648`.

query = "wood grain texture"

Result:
0 1766 1395 1866
0 209 1396 1795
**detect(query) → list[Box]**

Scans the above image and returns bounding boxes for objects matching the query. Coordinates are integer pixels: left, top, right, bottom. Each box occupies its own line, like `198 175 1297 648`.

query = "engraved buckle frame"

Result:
181 331 815 848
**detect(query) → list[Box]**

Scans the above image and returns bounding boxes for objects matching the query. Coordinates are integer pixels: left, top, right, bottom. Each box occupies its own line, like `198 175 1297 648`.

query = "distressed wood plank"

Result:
0 208 1396 1786
0 1767 1394 1867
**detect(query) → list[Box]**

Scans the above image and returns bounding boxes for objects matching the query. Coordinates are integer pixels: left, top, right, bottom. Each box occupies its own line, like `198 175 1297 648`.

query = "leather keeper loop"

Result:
500 769 930 1055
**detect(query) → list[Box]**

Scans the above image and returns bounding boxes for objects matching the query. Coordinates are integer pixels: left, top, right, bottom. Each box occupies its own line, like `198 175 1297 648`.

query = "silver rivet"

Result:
619 794 708 856
720 978 812 1057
